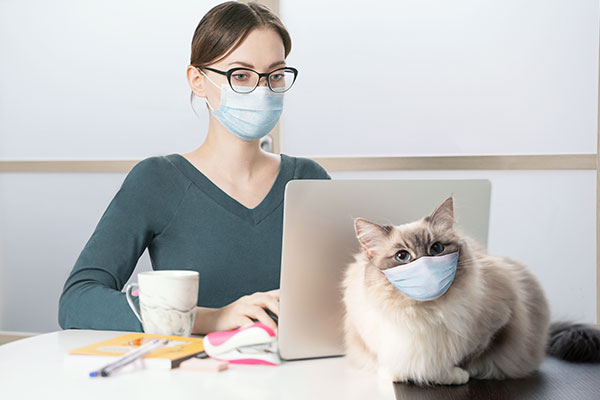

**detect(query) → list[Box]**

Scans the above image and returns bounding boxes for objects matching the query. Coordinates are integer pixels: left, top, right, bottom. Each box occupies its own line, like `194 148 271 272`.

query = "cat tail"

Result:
547 321 600 363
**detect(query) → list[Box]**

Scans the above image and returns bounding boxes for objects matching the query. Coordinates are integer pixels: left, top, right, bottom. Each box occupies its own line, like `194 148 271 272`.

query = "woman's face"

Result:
188 28 286 109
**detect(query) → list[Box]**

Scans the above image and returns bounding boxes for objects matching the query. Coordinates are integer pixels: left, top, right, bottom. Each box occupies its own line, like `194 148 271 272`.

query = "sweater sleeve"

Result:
58 156 190 331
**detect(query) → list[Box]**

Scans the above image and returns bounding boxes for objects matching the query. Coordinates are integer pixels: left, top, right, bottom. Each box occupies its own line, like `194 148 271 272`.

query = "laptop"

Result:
277 179 491 360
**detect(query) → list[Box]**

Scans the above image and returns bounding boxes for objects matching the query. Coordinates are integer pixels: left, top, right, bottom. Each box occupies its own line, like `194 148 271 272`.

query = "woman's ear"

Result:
187 65 208 98
354 218 391 259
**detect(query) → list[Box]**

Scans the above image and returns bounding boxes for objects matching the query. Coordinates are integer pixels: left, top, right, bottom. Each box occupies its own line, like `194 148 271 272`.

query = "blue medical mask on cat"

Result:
381 251 459 301
200 71 284 141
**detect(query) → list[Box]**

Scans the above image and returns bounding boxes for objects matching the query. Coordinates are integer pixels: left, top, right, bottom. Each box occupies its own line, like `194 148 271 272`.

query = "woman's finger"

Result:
214 306 253 332
238 316 255 329
246 305 278 331
260 293 280 316
249 293 279 316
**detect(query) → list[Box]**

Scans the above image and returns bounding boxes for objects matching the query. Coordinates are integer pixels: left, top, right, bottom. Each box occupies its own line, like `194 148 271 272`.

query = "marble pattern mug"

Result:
125 270 199 337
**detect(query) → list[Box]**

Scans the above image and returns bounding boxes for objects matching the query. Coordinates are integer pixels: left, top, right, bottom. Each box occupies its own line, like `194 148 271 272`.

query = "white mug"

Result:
124 270 199 337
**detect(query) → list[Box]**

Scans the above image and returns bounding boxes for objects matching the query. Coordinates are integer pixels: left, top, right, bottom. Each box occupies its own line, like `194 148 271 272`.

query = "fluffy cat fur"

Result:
342 196 600 386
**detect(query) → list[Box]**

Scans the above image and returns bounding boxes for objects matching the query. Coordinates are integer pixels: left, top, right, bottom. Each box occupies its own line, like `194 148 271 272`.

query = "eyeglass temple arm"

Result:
198 66 227 76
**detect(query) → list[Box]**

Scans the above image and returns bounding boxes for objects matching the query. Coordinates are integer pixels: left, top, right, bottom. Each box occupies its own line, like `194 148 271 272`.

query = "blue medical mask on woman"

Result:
381 251 459 301
200 71 284 141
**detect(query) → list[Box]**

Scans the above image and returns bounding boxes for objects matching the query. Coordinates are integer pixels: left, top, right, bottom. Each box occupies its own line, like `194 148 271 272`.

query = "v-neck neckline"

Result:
166 152 295 226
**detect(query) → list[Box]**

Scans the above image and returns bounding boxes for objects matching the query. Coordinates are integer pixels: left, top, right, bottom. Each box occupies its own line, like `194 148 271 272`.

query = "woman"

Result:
58 1 330 334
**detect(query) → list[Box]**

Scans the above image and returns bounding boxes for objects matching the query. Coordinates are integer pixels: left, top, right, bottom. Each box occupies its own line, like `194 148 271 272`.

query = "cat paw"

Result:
424 366 470 385
445 367 470 385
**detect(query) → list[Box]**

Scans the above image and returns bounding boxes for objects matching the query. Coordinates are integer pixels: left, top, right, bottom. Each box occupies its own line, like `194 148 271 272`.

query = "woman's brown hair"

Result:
189 1 292 103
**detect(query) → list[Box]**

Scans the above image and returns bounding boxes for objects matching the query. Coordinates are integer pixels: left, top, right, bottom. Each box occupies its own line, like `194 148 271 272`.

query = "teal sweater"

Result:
58 153 331 331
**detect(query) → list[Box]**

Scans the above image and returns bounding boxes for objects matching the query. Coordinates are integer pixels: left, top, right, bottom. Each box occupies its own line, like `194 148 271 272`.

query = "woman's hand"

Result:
192 289 279 334
215 289 279 331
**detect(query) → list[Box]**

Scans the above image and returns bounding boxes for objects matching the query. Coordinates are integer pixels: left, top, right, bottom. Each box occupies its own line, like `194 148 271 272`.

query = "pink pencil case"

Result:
203 322 280 366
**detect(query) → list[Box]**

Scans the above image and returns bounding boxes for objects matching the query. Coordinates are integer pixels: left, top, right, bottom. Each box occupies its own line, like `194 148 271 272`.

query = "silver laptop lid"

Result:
278 179 491 360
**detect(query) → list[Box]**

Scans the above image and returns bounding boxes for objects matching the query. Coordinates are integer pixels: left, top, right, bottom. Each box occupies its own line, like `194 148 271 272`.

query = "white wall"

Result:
0 1 597 332
280 0 599 156
0 0 220 160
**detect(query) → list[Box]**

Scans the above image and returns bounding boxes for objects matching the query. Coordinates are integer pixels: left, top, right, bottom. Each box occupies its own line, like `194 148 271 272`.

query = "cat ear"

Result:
354 218 390 258
427 196 455 230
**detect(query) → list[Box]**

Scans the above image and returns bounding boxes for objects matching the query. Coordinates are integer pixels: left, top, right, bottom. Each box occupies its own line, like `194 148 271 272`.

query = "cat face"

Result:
354 196 461 270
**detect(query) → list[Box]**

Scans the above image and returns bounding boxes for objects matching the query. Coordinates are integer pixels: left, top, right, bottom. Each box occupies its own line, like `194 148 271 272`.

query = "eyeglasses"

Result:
196 66 298 94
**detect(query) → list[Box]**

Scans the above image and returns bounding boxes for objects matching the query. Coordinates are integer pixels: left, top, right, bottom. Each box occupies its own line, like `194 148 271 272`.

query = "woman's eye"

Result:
430 242 445 256
270 73 283 81
232 73 250 81
394 250 411 263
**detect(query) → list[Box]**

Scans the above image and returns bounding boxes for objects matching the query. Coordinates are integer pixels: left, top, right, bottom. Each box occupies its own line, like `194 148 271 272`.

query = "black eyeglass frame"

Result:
196 66 298 93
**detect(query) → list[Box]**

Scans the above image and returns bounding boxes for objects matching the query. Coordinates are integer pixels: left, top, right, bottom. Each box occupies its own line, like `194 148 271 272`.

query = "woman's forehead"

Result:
217 28 286 71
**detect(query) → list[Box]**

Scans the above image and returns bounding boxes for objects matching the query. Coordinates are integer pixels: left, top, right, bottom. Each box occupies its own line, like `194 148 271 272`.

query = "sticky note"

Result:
179 357 228 372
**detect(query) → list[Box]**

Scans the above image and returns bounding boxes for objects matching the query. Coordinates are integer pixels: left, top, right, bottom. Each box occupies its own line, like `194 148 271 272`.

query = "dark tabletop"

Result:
393 357 600 400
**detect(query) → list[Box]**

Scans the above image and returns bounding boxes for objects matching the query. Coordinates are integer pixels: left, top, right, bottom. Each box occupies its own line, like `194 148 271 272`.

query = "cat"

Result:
342 196 600 388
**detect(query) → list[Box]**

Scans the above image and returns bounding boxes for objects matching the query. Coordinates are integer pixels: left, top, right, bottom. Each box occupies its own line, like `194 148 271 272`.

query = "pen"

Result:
89 338 169 377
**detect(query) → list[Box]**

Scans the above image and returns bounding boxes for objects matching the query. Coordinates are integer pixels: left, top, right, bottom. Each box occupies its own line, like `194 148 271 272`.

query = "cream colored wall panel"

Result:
0 172 152 332
0 169 595 332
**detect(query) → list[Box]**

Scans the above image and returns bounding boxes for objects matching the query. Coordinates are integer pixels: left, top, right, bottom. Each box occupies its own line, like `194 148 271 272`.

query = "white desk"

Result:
0 330 389 400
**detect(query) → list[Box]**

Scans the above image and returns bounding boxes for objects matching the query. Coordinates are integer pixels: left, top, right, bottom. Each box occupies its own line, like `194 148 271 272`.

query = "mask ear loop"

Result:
199 70 221 111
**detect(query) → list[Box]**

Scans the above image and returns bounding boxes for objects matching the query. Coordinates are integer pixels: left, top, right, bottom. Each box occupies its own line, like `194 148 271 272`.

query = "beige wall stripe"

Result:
312 154 597 171
0 332 35 346
0 160 139 173
0 154 596 173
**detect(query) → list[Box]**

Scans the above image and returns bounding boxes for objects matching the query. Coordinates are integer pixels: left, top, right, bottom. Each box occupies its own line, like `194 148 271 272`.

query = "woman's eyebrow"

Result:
268 60 286 69
228 61 286 69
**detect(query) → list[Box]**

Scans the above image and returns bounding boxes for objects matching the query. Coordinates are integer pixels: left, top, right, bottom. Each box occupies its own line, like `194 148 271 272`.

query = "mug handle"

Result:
124 282 143 323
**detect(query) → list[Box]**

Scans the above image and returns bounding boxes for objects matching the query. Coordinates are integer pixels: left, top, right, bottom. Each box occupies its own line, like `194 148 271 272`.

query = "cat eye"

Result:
430 242 445 256
394 250 412 263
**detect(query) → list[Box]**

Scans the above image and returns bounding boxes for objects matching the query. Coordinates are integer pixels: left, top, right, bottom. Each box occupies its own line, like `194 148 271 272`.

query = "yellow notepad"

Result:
68 333 205 370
